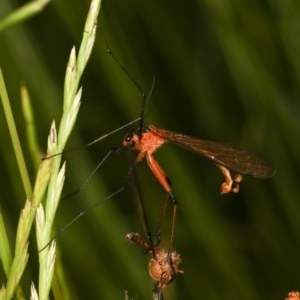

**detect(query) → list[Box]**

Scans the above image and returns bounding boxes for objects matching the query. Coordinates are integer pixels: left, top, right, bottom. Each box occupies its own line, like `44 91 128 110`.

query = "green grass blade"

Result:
0 69 32 199
21 84 41 169
0 209 12 276
0 0 51 32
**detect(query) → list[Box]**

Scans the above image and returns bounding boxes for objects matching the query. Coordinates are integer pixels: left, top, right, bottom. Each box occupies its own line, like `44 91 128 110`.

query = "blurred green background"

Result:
1 0 300 299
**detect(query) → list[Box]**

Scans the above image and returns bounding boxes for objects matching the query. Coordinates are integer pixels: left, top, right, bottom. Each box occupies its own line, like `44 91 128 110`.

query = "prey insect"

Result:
126 232 183 299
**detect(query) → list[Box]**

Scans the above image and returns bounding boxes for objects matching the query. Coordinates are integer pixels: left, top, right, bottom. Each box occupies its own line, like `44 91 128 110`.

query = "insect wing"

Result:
151 126 275 179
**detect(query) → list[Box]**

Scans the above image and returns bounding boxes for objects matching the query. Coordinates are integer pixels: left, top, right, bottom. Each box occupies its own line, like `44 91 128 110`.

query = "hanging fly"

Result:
123 124 275 197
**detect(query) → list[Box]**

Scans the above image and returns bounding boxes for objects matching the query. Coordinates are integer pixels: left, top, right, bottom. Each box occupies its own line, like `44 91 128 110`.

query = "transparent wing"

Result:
151 126 275 179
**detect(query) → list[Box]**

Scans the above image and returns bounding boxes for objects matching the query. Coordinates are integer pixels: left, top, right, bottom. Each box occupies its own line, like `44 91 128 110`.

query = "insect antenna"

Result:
138 75 155 137
101 29 154 137
42 118 140 160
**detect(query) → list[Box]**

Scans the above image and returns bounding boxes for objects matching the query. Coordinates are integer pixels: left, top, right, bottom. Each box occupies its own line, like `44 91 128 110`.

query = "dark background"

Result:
1 0 300 299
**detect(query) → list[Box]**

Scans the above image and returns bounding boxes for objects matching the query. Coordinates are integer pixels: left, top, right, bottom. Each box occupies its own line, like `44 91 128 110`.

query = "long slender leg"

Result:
146 154 177 245
154 193 170 246
146 154 176 201
146 154 178 271
168 202 177 253
126 151 156 255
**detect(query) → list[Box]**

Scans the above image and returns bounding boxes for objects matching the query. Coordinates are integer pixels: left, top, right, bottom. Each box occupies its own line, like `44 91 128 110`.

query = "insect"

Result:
45 37 275 299
122 123 275 263
123 124 275 197
125 232 183 300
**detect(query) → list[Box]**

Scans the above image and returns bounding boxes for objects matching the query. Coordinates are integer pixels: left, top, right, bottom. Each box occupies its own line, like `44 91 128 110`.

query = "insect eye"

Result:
125 133 133 142
123 133 137 149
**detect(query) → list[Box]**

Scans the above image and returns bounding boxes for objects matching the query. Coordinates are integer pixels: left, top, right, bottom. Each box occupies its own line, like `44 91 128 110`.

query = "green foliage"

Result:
0 0 299 299
0 0 101 299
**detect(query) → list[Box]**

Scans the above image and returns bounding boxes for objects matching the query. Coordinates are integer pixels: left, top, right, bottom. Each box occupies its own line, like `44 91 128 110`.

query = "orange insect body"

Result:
122 128 166 159
123 126 174 197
